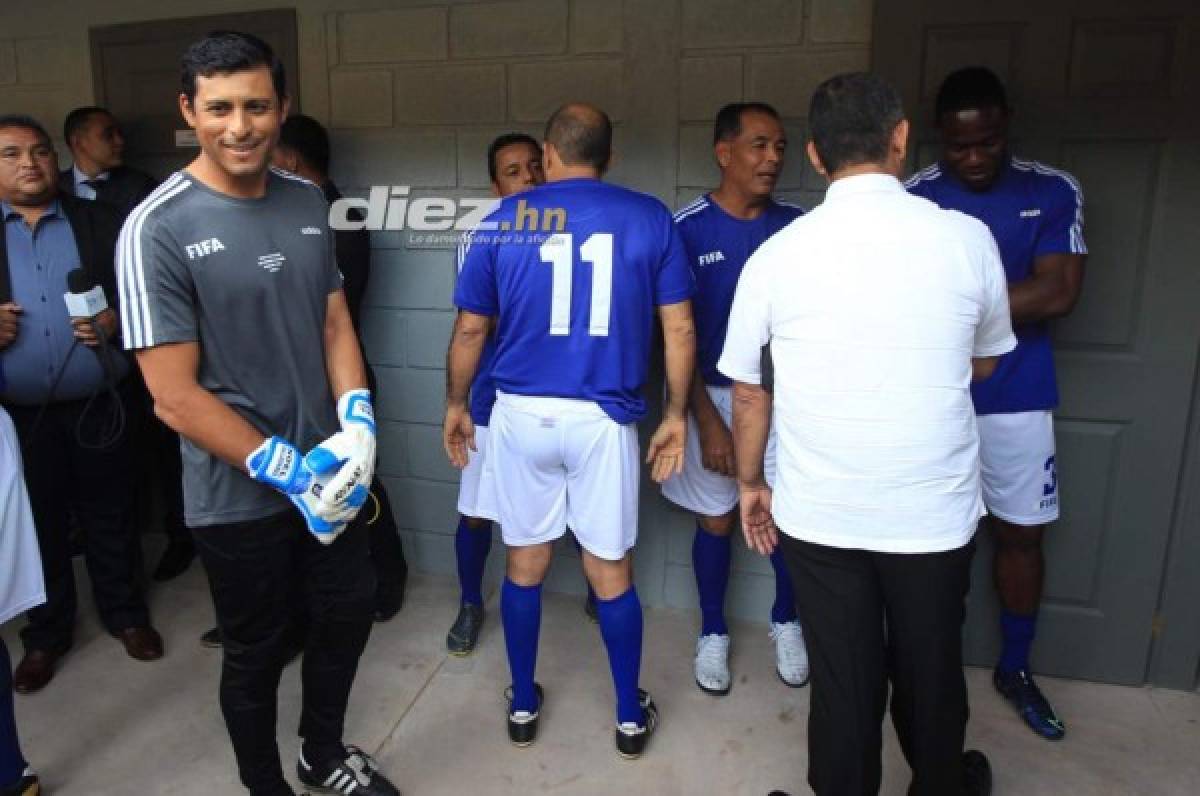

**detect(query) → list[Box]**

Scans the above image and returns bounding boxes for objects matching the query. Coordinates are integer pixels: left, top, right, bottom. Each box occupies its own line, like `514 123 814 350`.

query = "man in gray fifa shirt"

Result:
118 33 398 796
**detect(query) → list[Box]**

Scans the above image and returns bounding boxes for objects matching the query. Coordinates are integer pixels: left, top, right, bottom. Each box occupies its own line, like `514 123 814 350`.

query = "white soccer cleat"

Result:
770 620 809 688
694 633 732 695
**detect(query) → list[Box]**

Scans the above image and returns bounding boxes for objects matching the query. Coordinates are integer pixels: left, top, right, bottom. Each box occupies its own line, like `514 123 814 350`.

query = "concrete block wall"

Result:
0 0 873 625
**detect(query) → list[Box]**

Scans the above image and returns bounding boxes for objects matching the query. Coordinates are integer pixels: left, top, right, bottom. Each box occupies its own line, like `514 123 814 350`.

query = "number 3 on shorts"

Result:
540 232 613 336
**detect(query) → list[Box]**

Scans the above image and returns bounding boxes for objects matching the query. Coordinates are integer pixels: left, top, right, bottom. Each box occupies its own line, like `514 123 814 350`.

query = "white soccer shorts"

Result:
977 409 1060 526
456 424 498 521
660 385 778 518
482 391 639 561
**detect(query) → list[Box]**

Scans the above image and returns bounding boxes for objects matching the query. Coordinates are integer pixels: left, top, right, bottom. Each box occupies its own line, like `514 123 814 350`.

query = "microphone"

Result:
56 268 127 451
64 269 108 319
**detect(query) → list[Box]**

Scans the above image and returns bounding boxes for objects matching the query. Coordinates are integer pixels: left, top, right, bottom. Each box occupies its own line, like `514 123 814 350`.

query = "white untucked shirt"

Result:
718 173 1016 553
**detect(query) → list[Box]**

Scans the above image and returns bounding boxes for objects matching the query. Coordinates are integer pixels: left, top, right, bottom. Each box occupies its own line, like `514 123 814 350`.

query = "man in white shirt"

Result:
719 72 1015 796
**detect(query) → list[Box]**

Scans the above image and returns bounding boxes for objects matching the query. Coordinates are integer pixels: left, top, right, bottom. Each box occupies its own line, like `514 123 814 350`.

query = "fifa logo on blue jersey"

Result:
698 251 725 267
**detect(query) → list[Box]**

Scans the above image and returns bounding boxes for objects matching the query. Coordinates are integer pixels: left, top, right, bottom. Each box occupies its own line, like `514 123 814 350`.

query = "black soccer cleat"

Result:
993 667 1065 741
615 689 658 760
504 682 544 747
297 746 399 795
446 603 485 656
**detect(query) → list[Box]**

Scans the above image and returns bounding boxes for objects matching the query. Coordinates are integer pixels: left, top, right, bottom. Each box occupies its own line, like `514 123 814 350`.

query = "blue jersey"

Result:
674 195 803 386
455 177 693 424
906 157 1085 414
456 234 499 427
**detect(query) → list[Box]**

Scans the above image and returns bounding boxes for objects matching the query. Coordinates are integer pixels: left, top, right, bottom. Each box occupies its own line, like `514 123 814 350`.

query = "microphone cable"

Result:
74 316 126 450
22 316 126 453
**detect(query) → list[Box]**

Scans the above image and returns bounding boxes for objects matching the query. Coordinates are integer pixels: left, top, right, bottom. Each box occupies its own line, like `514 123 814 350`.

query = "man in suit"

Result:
59 107 157 218
61 106 196 582
0 114 162 694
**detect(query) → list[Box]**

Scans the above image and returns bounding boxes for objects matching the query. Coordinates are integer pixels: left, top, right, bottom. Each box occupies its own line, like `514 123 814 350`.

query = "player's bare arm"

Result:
443 308 489 468
323 289 369 396
972 356 1000 382
1007 252 1085 325
137 342 267 470
647 299 696 483
730 379 776 556
690 366 736 477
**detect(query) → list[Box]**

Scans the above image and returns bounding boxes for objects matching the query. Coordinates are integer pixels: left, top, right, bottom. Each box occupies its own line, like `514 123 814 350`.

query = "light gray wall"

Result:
0 0 873 621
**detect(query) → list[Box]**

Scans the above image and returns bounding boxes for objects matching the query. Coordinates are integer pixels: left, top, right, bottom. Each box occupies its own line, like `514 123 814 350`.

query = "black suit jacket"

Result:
57 164 158 221
0 194 124 312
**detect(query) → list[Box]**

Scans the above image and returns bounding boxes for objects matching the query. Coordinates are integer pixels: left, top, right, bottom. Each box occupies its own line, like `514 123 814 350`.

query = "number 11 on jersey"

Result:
539 232 613 337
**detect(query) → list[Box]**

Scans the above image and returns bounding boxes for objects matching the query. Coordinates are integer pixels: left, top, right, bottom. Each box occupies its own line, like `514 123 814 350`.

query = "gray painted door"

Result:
874 0 1200 685
89 9 299 180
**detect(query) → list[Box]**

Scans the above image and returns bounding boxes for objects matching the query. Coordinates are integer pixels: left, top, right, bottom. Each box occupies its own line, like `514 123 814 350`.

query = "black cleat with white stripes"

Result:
297 746 399 795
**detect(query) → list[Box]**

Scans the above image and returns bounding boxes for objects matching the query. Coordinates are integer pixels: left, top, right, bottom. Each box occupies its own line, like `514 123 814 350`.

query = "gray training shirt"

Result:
118 168 342 527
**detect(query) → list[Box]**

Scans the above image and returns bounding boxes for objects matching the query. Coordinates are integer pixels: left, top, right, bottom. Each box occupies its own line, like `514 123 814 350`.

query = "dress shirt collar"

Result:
73 164 110 187
824 172 905 201
2 198 63 223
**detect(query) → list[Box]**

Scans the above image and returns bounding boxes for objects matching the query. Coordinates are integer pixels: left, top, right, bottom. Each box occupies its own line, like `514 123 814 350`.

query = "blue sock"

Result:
692 525 731 636
596 586 645 726
501 578 542 712
570 533 597 605
0 638 27 786
455 517 492 606
769 547 798 624
999 610 1037 673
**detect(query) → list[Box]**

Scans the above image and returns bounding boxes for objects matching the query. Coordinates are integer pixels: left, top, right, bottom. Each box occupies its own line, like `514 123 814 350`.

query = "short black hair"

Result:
713 102 781 145
63 106 110 146
278 114 330 175
0 114 52 148
935 66 1009 121
808 72 905 175
544 104 611 172
180 31 286 103
487 133 540 182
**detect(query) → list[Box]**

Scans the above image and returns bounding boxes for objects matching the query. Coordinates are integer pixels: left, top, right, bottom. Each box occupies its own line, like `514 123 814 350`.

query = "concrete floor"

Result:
3 562 1199 795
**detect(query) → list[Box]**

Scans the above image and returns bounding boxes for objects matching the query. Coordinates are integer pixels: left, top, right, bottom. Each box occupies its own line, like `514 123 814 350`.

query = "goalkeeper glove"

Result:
306 388 376 517
246 436 358 543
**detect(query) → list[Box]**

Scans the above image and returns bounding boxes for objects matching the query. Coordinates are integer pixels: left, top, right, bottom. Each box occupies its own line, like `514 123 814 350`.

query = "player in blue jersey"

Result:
444 103 696 758
907 67 1086 741
446 133 545 656
661 102 809 695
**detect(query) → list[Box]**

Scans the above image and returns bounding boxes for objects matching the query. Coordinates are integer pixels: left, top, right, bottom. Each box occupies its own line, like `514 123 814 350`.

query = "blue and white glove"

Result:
246 436 357 544
306 388 377 518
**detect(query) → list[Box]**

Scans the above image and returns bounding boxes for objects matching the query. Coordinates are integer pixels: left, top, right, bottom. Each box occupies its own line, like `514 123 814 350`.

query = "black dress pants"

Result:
192 510 375 796
5 388 148 652
780 534 975 796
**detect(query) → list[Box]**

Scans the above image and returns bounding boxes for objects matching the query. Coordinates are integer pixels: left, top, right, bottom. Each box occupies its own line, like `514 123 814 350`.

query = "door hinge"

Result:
1152 613 1165 638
